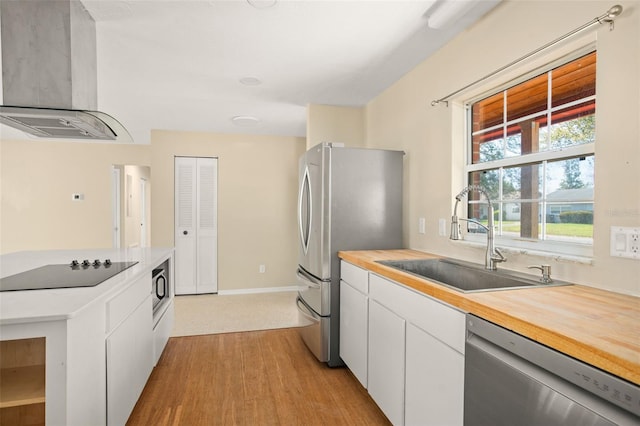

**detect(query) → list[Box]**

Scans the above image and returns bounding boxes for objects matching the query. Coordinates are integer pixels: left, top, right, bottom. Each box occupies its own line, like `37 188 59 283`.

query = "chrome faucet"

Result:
450 185 506 270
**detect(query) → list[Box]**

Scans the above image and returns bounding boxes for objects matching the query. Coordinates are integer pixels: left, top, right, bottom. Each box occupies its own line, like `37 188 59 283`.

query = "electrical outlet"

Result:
610 226 640 260
259 264 266 273
630 233 639 254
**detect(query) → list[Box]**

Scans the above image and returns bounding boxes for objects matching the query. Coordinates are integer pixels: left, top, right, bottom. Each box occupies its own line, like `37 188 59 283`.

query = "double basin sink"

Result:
376 258 572 293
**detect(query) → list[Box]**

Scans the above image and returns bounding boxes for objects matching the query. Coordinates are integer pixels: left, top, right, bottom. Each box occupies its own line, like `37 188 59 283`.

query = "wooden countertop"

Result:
339 249 640 386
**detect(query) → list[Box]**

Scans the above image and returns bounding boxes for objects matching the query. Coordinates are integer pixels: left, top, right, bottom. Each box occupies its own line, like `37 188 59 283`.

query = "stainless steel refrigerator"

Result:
295 142 403 366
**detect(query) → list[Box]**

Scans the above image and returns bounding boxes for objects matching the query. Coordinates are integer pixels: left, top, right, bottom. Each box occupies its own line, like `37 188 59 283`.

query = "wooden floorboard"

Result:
126 328 391 426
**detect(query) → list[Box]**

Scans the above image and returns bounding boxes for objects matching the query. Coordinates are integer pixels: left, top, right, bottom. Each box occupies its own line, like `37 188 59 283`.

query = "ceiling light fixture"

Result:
239 77 262 86
427 0 474 29
231 115 260 127
246 0 277 10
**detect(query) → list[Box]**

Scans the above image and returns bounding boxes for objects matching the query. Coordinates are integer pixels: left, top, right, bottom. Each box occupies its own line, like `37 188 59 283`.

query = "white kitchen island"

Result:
0 247 174 426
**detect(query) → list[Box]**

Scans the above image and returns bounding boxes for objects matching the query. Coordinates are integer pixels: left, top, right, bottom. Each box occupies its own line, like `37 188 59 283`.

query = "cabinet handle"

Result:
183 230 188 235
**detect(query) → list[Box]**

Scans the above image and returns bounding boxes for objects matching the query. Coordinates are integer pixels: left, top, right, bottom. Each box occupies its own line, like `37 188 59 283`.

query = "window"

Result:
464 50 596 257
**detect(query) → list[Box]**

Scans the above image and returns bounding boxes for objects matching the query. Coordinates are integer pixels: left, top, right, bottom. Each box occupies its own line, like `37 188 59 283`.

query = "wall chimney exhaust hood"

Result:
0 0 132 142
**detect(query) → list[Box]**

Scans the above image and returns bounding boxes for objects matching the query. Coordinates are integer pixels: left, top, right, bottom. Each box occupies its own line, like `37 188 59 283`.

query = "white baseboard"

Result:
217 285 304 296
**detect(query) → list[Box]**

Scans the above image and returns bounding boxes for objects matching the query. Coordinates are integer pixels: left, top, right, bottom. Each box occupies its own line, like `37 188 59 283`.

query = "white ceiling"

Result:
82 1 500 144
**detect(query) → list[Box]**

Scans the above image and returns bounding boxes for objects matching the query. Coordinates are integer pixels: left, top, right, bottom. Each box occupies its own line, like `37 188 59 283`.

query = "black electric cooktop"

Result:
0 260 138 292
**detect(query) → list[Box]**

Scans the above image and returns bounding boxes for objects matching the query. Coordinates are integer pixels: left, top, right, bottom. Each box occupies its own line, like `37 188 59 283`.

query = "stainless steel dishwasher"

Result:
465 314 640 426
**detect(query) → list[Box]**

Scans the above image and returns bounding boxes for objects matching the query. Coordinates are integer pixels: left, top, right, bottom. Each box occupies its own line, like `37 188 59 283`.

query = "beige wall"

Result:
306 104 365 149
0 139 150 253
366 0 640 295
1 132 304 292
150 130 306 291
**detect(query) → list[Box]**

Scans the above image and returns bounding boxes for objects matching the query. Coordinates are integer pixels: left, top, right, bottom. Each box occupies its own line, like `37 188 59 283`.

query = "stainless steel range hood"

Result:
0 0 132 142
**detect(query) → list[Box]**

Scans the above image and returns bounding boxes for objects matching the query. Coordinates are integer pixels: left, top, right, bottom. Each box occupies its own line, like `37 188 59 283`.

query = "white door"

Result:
175 158 197 294
140 178 147 247
111 166 121 248
174 157 218 295
196 159 217 293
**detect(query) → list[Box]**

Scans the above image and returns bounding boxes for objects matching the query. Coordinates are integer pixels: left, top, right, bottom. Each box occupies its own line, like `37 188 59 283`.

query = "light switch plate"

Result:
439 218 447 236
418 217 426 234
610 226 640 260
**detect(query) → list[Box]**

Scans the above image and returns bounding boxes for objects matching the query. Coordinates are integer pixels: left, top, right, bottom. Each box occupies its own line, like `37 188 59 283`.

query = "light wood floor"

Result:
126 328 391 425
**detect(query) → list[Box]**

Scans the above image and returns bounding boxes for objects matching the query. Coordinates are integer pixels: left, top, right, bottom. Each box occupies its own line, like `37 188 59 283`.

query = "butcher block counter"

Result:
338 249 640 386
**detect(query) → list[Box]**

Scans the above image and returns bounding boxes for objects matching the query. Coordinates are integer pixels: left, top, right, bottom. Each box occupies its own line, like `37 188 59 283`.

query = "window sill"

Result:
450 238 594 265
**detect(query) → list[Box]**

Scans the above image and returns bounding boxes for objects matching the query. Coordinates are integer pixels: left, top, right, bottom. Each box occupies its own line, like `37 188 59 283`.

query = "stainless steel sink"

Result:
376 258 572 293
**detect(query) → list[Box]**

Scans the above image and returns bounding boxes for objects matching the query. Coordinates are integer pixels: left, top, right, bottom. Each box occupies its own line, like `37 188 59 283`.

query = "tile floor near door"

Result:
127 291 391 425
171 291 302 336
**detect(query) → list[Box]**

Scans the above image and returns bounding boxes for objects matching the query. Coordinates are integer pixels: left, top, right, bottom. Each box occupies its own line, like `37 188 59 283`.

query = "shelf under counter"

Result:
0 365 45 408
0 337 46 426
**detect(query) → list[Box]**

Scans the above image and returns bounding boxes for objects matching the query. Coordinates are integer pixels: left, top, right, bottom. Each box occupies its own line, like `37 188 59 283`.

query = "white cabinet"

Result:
153 299 175 365
367 272 466 426
339 262 466 426
405 323 464 426
0 248 174 426
339 261 369 387
368 299 406 426
174 156 218 295
105 274 154 426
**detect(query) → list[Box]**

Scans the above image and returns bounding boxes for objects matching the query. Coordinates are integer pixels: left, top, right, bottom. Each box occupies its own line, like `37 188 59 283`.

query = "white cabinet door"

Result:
106 296 153 426
175 157 197 294
368 272 465 426
339 279 368 387
175 157 218 295
368 299 405 426
405 323 464 426
153 300 175 365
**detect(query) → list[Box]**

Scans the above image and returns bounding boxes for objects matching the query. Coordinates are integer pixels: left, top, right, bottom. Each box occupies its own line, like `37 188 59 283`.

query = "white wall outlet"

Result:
631 233 639 254
610 226 640 260
259 264 266 273
418 217 426 234
439 218 447 236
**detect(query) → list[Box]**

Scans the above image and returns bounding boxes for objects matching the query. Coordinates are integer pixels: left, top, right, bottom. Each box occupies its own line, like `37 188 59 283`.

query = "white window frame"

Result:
461 46 596 260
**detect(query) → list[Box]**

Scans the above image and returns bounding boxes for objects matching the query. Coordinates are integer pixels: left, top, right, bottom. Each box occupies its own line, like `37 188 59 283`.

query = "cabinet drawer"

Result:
370 273 466 354
153 300 174 366
106 272 151 333
340 261 368 294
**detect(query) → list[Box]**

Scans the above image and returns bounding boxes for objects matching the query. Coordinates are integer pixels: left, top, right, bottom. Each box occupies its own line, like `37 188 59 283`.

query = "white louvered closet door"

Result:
196 158 217 293
174 157 218 295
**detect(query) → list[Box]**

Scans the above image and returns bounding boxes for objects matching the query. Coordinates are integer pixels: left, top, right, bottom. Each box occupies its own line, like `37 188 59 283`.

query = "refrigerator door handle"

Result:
296 269 321 289
298 165 312 255
296 296 319 322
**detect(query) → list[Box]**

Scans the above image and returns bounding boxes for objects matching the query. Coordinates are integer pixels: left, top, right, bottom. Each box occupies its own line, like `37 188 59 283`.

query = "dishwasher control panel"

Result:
569 366 639 415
